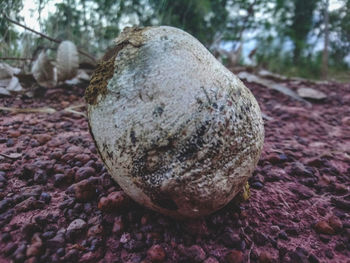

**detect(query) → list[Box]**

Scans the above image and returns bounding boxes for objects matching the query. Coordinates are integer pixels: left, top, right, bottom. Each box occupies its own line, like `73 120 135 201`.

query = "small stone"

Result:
42 231 55 240
270 225 280 234
21 185 42 199
259 251 273 263
39 192 51 204
70 179 96 202
75 167 95 182
98 191 131 212
54 173 73 186
0 174 7 183
185 245 206 262
225 250 244 263
59 198 75 210
47 233 65 248
15 196 45 213
251 181 264 190
112 216 124 234
9 130 21 138
26 233 43 257
278 230 288 240
6 138 15 147
0 198 12 213
328 215 343 232
314 220 335 235
87 224 103 237
147 244 166 262
33 169 48 184
266 153 287 164
75 154 91 164
34 134 51 145
57 247 65 257
67 218 87 232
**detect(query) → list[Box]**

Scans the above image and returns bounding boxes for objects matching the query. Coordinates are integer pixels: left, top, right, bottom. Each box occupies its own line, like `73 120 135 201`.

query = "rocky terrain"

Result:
0 77 349 263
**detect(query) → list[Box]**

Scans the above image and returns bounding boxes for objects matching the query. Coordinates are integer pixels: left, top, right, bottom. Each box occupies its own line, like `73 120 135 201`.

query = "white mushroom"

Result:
86 26 264 218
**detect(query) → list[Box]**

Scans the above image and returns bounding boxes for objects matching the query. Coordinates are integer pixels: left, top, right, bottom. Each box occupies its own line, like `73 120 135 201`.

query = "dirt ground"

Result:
0 78 349 263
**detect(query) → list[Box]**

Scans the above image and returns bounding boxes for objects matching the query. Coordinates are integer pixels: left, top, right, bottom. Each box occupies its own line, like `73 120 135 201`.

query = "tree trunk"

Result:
322 0 329 79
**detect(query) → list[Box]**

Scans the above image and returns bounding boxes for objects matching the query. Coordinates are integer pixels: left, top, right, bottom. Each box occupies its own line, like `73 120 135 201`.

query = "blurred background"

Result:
1 0 349 81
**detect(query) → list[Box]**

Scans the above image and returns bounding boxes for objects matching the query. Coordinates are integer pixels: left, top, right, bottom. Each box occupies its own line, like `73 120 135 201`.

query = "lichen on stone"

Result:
85 44 124 105
85 27 148 105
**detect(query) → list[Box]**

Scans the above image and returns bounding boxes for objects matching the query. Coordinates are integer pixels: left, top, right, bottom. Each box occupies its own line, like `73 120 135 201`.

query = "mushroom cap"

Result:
86 26 264 218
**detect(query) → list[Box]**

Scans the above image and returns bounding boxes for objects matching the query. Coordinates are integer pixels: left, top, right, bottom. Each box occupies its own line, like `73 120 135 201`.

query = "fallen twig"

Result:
3 14 96 63
0 104 86 117
62 104 87 117
0 152 22 160
0 106 56 114
0 57 34 61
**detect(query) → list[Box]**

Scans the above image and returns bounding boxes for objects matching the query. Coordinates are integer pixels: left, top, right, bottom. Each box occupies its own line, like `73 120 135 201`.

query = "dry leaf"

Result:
0 106 57 114
0 63 20 79
32 51 56 88
57 40 79 82
0 152 22 159
0 87 11 96
7 77 23 92
237 71 311 106
297 87 327 100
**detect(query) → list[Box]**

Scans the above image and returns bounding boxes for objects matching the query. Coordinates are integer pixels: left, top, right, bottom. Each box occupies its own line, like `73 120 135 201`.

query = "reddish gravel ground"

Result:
0 78 349 263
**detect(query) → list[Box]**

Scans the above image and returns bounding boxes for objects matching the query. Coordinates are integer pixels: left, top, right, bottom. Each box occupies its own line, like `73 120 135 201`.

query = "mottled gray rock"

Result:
86 26 264 218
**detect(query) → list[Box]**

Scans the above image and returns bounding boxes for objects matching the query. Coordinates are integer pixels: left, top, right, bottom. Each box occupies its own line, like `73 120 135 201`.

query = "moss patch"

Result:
85 27 148 105
85 43 126 105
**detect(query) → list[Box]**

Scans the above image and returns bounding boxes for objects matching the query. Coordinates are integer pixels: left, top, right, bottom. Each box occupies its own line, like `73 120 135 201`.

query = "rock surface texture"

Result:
86 26 264 218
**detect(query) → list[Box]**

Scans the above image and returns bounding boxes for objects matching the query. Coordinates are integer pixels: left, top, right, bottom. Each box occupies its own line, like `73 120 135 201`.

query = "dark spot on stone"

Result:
212 103 218 109
196 98 203 104
107 150 113 159
85 42 128 105
153 106 164 117
130 130 137 145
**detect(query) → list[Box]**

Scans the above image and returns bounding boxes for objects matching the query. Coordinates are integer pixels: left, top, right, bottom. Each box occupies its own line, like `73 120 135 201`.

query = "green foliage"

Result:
1 0 349 80
329 0 350 70
0 0 23 57
149 0 228 46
